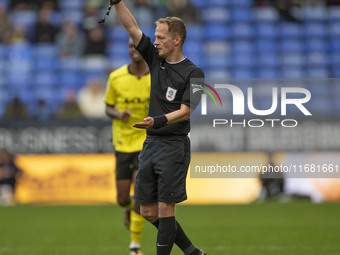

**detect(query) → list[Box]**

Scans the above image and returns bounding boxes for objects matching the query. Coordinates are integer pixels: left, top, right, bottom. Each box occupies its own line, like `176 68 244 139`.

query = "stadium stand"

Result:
0 0 339 118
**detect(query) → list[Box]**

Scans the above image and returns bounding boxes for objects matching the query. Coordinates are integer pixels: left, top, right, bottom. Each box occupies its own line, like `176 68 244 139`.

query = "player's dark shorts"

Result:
135 135 191 204
115 151 140 180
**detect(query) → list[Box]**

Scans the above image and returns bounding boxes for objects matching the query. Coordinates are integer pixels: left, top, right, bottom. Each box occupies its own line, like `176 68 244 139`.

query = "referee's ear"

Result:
174 35 181 46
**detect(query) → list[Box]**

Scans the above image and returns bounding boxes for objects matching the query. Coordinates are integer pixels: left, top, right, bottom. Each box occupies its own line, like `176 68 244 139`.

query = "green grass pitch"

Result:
0 201 339 255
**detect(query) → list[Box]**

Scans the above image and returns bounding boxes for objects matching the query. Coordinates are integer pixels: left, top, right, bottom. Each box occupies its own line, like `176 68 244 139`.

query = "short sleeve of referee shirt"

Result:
135 33 158 67
181 68 205 110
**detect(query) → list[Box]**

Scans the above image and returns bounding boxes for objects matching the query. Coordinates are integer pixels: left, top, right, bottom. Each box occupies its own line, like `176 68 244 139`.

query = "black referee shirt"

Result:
135 33 204 136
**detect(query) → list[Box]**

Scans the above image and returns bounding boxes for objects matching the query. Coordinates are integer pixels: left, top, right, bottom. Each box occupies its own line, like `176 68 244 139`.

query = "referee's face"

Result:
154 23 175 58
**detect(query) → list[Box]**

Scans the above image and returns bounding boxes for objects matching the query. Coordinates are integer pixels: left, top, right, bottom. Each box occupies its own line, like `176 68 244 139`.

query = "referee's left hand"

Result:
133 117 154 129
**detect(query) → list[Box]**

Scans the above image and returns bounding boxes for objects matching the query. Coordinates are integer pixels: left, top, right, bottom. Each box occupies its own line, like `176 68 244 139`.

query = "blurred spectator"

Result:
57 89 83 119
9 24 28 44
83 25 107 56
56 20 84 58
326 0 340 5
109 0 155 27
78 78 106 119
3 97 29 119
133 0 155 27
0 6 12 44
33 98 53 122
33 7 58 43
0 148 21 206
255 0 302 22
166 0 199 24
86 0 106 8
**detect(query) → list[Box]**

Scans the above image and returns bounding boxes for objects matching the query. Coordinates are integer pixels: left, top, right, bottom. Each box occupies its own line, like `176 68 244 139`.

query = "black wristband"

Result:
110 0 121 4
153 115 168 129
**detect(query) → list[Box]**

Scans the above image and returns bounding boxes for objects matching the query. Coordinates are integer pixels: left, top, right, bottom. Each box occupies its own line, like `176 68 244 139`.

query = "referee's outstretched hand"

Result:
133 117 154 129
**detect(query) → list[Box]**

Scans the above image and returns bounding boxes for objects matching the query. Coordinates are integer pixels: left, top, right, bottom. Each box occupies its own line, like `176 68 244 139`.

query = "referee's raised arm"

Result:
114 1 143 47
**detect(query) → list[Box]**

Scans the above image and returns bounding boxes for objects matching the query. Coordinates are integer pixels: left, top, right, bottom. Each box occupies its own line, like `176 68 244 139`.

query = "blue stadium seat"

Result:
331 53 340 66
0 69 7 88
230 0 253 7
330 22 340 37
330 38 340 52
202 7 229 23
186 25 204 41
203 53 231 69
302 6 328 21
306 38 328 52
183 40 202 56
189 0 206 8
257 53 279 67
204 24 231 40
256 39 278 53
332 67 340 78
8 71 32 88
257 68 279 78
280 39 304 53
0 59 6 73
306 52 328 67
205 69 230 79
328 6 340 22
232 40 254 54
59 71 82 89
59 57 81 71
281 67 305 78
232 23 254 39
281 53 305 66
256 22 278 38
204 0 230 7
232 68 255 78
203 41 230 55
34 44 58 59
59 0 84 10
280 23 304 38
307 67 330 78
8 43 32 61
305 22 329 38
254 7 279 22
0 44 6 60
8 60 32 73
107 42 129 59
61 10 83 24
233 53 255 68
34 58 58 71
107 27 130 42
34 72 57 89
230 8 253 22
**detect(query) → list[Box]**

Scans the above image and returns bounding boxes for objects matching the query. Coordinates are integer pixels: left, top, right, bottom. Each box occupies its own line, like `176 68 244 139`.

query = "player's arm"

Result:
105 104 131 123
133 104 192 129
114 1 143 46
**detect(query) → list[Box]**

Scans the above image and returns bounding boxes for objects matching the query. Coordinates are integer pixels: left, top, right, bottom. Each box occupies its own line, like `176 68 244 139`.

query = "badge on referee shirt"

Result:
166 87 177 101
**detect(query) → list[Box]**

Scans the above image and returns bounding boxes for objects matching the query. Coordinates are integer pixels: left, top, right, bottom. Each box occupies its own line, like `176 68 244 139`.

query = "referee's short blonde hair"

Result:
155 17 187 46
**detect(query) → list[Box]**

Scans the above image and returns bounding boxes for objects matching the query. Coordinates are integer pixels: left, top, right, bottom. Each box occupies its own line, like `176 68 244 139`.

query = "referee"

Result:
112 1 206 255
105 38 150 255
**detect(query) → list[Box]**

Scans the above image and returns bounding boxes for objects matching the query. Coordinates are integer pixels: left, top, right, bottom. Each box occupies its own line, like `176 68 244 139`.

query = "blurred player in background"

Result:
109 1 206 254
104 38 150 255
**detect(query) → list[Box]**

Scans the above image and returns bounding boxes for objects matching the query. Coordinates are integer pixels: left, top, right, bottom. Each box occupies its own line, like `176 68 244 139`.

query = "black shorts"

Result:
135 135 191 204
115 151 140 180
